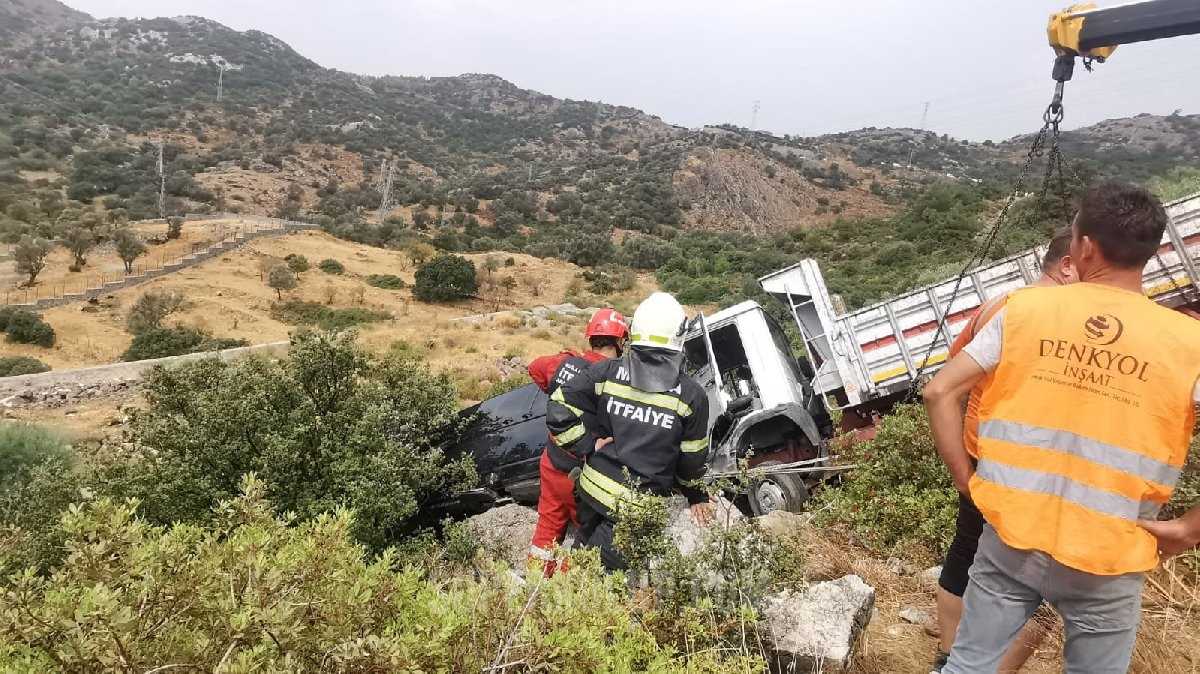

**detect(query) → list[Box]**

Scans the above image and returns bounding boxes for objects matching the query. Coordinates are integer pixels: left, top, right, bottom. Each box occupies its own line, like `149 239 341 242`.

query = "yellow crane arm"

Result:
1048 0 1200 61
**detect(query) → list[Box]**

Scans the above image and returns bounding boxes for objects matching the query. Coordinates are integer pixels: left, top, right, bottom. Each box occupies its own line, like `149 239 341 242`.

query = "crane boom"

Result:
1049 0 1200 60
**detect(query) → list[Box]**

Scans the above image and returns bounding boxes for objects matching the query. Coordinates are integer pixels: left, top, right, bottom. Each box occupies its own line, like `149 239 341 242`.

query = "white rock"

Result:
761 575 875 672
899 606 931 625
918 565 943 588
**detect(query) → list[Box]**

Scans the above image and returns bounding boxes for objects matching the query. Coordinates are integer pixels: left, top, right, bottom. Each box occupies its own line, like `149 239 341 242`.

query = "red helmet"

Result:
585 308 629 340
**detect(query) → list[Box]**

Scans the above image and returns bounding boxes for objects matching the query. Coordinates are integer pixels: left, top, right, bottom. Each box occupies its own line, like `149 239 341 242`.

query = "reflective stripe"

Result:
578 464 638 511
631 333 671 346
528 545 554 561
979 419 1182 487
976 460 1162 522
550 387 583 417
681 437 709 453
595 381 693 417
552 424 586 446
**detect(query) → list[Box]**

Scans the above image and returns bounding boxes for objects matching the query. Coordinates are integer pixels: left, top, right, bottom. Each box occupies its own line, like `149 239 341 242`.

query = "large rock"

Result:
761 574 875 672
663 494 745 557
463 504 539 570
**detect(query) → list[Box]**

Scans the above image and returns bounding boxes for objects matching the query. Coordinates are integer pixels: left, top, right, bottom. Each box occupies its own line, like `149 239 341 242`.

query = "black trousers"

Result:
939 492 985 596
574 493 629 572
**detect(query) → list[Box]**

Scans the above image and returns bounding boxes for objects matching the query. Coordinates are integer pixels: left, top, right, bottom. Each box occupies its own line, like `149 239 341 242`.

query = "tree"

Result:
414 254 478 302
483 255 501 279
14 236 51 286
406 242 435 266
127 289 188 335
113 228 147 274
268 264 298 300
62 228 95 270
166 216 184 240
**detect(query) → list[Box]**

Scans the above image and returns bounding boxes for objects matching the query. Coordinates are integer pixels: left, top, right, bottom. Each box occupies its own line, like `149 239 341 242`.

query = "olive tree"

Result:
267 264 298 300
14 236 51 286
113 228 147 274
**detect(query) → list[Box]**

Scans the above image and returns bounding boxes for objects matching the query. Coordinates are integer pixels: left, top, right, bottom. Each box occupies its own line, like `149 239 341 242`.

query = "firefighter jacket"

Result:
971 283 1200 575
527 350 608 472
546 349 711 512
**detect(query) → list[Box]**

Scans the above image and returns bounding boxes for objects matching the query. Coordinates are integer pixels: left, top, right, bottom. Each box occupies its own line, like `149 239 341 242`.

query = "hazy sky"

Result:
68 0 1200 141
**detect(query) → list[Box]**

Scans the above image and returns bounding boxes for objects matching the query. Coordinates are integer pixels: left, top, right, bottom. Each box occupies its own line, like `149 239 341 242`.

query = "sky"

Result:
67 0 1200 142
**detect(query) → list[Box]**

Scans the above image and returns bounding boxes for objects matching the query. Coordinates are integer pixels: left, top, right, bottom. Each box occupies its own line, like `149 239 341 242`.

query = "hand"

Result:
690 500 716 527
594 437 614 451
1139 518 1200 559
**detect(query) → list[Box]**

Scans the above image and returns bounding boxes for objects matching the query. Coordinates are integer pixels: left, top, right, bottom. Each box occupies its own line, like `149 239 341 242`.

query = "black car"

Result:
429 382 549 516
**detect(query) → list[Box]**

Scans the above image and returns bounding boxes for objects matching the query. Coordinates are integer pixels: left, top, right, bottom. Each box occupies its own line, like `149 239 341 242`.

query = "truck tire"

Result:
748 461 810 516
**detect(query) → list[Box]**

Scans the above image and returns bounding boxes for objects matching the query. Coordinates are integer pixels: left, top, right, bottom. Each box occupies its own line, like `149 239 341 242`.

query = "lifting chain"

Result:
905 78 1071 399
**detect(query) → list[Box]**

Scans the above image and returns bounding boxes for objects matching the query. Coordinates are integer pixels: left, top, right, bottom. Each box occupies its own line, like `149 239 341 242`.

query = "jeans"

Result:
944 526 1145 674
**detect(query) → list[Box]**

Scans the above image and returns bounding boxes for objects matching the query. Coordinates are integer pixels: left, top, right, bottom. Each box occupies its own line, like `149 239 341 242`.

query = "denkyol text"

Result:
605 398 676 429
1039 339 1150 387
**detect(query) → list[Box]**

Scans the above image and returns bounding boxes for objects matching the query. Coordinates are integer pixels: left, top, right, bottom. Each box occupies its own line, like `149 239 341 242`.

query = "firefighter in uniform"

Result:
526 308 629 576
546 292 714 571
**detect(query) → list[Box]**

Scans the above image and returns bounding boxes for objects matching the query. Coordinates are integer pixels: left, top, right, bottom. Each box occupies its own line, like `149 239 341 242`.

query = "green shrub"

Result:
318 258 345 274
366 273 407 289
126 289 187 335
3 310 55 347
119 331 474 553
1165 415 1200 520
121 327 248 362
414 254 478 302
812 403 957 558
0 477 758 671
0 423 70 490
0 453 82 573
284 253 310 272
0 356 49 377
270 300 390 331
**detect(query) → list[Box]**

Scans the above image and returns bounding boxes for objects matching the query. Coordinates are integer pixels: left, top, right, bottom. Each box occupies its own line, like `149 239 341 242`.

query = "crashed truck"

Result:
434 191 1200 518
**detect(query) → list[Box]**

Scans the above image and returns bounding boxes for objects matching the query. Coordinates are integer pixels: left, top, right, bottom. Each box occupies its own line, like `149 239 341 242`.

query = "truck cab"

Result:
683 301 834 514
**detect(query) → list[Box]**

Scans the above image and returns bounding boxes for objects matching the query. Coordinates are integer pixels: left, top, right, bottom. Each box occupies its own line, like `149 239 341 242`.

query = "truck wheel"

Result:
749 461 810 516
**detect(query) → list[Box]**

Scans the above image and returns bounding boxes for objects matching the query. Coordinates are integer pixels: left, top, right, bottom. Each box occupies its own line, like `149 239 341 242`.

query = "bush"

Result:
126 289 187 335
414 254 478 302
484 372 531 398
318 258 345 274
0 356 50 377
3 310 55 347
0 478 758 671
366 273 407 289
812 404 957 558
121 327 248 362
166 216 184 240
284 253 310 272
267 264 298 300
120 331 474 552
270 300 390 331
0 423 70 490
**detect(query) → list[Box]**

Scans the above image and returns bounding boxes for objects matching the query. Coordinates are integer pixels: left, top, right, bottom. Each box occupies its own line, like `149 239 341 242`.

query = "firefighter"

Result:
526 308 629 576
546 292 714 571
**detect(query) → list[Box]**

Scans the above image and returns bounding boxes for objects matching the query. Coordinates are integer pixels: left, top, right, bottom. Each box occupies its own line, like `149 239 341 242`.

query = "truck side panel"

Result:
839 193 1200 399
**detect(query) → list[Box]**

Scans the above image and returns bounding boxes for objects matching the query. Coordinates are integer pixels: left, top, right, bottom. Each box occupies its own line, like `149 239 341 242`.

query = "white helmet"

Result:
629 292 688 352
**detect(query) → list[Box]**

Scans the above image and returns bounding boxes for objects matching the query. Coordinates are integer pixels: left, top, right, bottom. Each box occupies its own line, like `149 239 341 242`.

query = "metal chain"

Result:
905 98 1061 399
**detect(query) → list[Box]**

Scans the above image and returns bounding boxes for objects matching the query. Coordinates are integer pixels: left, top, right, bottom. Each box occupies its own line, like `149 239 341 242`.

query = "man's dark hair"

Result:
1041 227 1072 272
1074 182 1166 269
589 336 621 351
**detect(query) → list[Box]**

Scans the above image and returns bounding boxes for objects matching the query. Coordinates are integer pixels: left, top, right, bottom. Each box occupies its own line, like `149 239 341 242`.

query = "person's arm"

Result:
1140 508 1200 559
923 353 988 494
676 387 713 522
545 363 598 454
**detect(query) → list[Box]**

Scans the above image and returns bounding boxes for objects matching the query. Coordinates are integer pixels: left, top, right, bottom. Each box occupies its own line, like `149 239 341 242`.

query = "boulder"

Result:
663 494 745 557
463 504 539 571
761 574 875 672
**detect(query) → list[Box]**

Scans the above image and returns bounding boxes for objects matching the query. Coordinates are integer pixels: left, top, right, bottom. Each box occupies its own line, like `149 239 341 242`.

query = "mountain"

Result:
1 0 1197 309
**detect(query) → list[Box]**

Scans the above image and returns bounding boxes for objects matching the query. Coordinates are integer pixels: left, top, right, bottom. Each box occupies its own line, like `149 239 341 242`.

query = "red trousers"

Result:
529 451 577 576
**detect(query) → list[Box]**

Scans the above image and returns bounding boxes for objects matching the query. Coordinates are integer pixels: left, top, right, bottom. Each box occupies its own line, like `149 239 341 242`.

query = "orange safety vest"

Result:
950 293 1010 458
972 283 1200 575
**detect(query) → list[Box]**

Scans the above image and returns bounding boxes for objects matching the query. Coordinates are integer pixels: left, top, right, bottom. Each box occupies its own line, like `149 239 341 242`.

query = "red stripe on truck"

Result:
859 307 977 353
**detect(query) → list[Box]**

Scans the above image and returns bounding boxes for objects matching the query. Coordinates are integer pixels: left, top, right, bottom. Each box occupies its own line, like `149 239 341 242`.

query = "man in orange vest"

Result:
931 228 1076 674
925 182 1200 674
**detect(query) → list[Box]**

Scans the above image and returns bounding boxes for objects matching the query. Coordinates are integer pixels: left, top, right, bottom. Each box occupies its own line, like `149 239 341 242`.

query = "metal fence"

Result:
3 217 320 308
